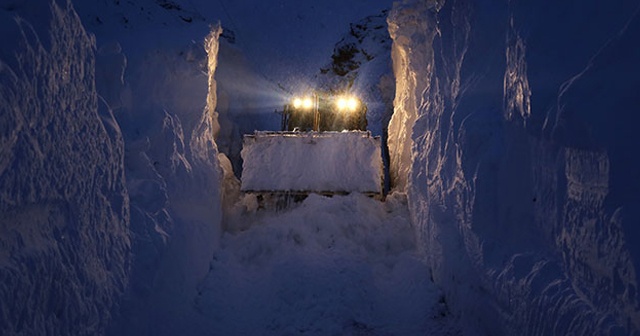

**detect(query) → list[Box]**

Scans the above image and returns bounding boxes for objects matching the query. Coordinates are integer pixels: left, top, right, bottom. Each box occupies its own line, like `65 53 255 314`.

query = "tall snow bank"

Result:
387 0 640 334
105 26 224 336
0 1 130 334
387 0 440 191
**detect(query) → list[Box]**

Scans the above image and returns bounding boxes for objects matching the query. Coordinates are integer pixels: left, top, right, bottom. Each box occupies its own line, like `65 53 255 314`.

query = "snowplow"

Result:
240 92 383 207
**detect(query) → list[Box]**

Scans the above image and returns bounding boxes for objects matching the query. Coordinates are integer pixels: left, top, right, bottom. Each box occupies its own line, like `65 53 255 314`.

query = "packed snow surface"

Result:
241 131 382 193
197 193 458 335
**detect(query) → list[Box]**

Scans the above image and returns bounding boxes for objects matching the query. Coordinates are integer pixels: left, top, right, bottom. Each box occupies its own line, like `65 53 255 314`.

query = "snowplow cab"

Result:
282 93 367 132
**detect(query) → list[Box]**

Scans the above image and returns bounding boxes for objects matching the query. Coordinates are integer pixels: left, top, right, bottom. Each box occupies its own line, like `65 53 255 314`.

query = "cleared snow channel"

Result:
196 193 459 335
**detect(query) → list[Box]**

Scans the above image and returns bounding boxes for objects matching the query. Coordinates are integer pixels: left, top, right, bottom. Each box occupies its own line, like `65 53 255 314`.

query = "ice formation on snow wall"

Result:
0 1 130 334
387 0 640 334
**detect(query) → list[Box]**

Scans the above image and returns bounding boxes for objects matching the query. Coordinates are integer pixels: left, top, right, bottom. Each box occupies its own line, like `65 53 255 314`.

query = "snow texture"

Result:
197 193 459 335
241 131 383 194
387 0 640 334
1 1 224 335
0 1 130 334
104 23 223 336
8 0 640 334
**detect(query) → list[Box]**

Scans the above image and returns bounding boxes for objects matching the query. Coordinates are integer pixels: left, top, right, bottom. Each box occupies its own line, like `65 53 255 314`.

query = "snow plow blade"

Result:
241 131 383 196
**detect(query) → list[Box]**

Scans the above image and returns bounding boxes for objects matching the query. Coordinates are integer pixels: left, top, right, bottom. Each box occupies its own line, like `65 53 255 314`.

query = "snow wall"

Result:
94 19 224 336
0 1 130 334
0 1 223 335
387 0 640 334
106 26 224 335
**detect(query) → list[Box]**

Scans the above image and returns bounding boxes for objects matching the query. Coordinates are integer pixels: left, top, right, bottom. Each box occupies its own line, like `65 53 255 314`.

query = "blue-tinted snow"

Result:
2 1 223 335
0 1 130 334
198 193 459 335
4 0 640 335
387 0 640 334
241 132 382 193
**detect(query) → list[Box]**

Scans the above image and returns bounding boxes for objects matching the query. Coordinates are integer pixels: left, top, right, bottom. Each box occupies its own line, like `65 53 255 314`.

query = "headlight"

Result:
336 97 348 110
302 97 314 109
291 96 314 110
346 97 359 111
292 97 303 109
335 95 360 112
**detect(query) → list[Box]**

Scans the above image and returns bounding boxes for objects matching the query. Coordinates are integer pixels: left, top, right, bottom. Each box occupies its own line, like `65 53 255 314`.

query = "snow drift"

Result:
387 0 640 334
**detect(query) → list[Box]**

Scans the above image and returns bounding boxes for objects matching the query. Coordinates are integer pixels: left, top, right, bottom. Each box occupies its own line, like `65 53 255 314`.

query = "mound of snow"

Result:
241 131 382 194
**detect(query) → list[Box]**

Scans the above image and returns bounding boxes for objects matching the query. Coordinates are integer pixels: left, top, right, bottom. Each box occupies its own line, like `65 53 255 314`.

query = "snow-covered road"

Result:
195 193 459 335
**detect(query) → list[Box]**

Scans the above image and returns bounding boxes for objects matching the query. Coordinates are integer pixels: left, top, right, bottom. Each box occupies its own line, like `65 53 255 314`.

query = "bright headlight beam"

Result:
292 98 302 109
335 95 360 112
292 96 314 110
336 97 348 110
302 97 314 109
347 97 359 111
